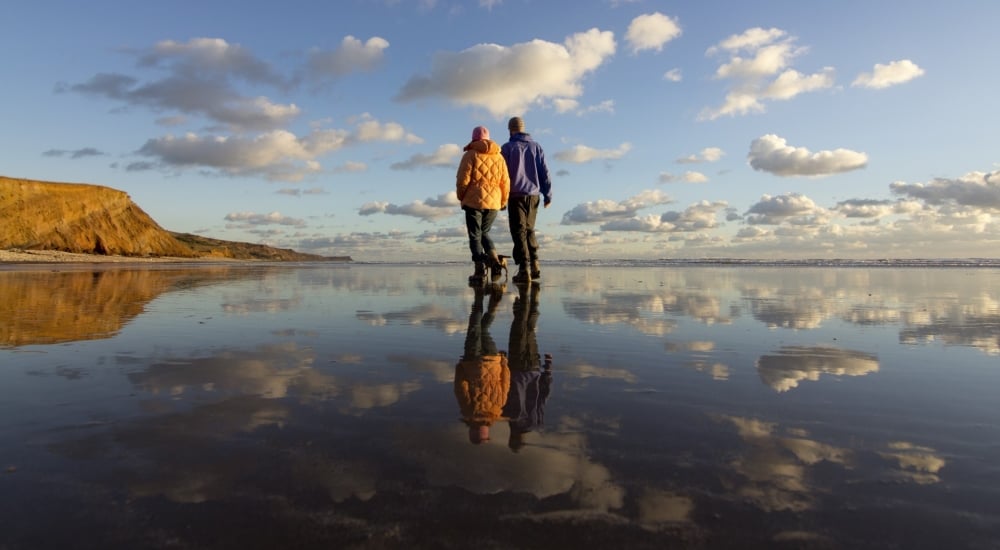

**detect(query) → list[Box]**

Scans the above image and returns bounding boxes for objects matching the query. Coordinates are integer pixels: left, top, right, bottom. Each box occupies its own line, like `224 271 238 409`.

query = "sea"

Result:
1 261 998 549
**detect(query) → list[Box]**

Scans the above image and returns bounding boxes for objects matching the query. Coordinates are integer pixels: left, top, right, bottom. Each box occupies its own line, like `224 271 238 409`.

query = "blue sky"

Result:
3 0 999 261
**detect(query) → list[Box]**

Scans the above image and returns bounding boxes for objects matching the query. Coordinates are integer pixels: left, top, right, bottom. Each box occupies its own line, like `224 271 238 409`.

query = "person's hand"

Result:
543 199 551 208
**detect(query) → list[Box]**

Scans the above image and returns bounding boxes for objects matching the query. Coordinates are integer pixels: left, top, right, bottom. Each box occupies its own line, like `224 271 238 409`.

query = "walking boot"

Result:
468 260 486 284
530 259 541 279
512 263 532 284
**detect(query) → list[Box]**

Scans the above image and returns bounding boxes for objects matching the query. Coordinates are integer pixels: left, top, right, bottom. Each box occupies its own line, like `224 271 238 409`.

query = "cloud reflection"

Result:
756 345 879 392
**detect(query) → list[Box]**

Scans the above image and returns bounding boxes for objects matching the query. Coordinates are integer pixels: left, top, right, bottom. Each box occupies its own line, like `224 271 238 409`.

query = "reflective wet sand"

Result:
1 264 998 548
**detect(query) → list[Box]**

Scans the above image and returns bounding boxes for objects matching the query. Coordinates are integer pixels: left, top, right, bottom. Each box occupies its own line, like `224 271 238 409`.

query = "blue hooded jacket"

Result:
501 133 552 202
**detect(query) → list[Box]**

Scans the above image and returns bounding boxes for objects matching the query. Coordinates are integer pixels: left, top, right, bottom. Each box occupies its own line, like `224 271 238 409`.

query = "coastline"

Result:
0 249 245 265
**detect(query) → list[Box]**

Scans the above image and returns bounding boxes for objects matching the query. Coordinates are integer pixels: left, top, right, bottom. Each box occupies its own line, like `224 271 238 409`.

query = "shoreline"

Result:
0 249 251 265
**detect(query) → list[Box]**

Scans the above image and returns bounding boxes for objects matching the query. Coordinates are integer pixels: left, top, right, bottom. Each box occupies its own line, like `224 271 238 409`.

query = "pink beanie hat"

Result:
471 126 490 141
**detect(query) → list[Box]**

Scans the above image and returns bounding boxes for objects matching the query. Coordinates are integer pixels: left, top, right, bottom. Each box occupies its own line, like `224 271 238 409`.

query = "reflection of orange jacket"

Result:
454 355 510 425
456 139 510 210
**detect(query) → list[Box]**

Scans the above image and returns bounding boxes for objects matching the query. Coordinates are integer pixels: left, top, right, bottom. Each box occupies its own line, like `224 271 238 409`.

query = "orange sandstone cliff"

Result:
0 176 342 261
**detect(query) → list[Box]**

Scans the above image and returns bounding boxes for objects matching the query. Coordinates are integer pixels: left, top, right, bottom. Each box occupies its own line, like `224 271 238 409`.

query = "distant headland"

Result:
0 176 350 263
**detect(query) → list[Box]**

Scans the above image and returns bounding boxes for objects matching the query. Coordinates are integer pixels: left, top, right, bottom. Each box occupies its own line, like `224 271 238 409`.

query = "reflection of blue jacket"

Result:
502 367 552 434
501 133 552 202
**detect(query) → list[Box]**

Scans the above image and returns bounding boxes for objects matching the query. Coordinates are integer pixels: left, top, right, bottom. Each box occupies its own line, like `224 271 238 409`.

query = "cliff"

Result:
0 176 343 261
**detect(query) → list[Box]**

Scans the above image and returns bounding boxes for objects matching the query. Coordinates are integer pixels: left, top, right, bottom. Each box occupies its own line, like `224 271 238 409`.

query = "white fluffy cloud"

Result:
676 147 724 164
358 193 459 221
308 36 389 79
890 170 1000 210
745 193 829 225
135 116 420 181
562 190 673 224
396 28 616 117
390 144 463 170
700 27 834 120
625 12 682 54
748 134 868 177
852 59 925 89
555 142 632 163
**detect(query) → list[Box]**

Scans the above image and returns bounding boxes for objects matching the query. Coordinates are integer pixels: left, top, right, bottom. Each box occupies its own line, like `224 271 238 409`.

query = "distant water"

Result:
1 263 998 549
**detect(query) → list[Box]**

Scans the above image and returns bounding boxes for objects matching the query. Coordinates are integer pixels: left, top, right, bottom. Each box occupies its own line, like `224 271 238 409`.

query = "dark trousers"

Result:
508 195 540 266
463 207 498 262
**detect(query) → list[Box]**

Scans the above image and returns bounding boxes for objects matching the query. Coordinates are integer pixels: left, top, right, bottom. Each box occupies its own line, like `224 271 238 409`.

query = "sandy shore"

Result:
0 249 232 264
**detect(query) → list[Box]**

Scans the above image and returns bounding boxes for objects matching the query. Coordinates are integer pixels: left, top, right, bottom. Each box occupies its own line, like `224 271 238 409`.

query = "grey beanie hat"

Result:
507 116 525 132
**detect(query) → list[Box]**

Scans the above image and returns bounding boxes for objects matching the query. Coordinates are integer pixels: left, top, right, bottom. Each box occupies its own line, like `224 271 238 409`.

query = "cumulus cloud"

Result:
659 200 728 231
663 68 682 82
61 38 297 132
562 189 673 224
358 193 459 221
890 170 1000 210
555 142 631 163
745 193 829 225
134 115 418 181
307 36 389 79
676 147 724 164
700 27 834 120
625 12 682 54
852 59 925 89
224 211 307 227
756 345 880 392
396 28 616 117
833 198 922 219
748 134 868 177
390 143 463 170
660 171 708 184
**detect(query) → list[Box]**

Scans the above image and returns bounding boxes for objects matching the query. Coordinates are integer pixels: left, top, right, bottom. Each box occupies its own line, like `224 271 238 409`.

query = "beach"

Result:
2 262 998 548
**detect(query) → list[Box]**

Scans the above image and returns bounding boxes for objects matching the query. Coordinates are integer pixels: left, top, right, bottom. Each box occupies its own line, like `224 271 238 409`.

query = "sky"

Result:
3 0 999 262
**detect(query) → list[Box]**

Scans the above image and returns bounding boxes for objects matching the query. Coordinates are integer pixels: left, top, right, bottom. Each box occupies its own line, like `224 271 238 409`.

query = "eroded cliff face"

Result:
0 176 195 257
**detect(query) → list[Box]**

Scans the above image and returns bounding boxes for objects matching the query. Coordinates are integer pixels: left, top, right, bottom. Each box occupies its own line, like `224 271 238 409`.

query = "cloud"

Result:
700 27 834 120
663 68 682 82
390 144 463 170
62 38 298 132
358 193 459 221
276 187 327 197
625 12 682 54
890 170 1000 210
415 226 467 243
224 211 307 227
554 142 631 163
42 147 106 159
307 36 389 79
745 193 829 225
659 171 708 183
833 198 921 219
659 200 728 231
562 189 672 224
748 134 868 177
396 28 616 117
852 59 925 89
676 147 724 164
135 115 418 181
756 345 880 392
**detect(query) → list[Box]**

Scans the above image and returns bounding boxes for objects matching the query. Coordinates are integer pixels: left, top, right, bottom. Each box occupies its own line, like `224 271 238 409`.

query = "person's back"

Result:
501 117 552 283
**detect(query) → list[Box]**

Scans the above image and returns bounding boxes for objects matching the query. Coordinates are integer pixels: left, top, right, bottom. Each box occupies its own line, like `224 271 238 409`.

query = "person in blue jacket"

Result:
501 116 552 284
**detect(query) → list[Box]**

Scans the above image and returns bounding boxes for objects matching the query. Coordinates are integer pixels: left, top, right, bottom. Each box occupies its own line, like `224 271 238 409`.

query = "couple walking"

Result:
456 116 552 285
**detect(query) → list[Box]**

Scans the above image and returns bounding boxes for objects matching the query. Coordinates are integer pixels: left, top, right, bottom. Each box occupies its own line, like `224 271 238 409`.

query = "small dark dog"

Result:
492 254 509 281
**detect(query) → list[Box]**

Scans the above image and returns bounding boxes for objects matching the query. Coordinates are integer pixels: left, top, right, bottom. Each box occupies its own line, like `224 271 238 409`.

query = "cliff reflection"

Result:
0 267 251 347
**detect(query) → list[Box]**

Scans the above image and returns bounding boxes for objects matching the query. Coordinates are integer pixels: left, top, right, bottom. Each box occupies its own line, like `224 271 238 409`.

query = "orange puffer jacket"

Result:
454 355 510 425
456 139 510 210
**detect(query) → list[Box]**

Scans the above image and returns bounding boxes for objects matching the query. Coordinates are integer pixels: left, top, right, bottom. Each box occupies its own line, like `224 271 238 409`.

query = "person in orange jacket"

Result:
456 126 510 284
454 283 509 444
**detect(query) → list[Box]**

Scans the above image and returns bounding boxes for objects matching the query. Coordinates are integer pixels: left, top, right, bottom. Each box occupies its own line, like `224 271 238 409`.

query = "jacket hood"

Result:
464 139 501 154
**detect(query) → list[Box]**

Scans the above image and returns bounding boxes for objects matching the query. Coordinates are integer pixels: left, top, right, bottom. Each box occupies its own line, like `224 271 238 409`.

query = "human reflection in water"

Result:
502 282 552 452
454 283 510 445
